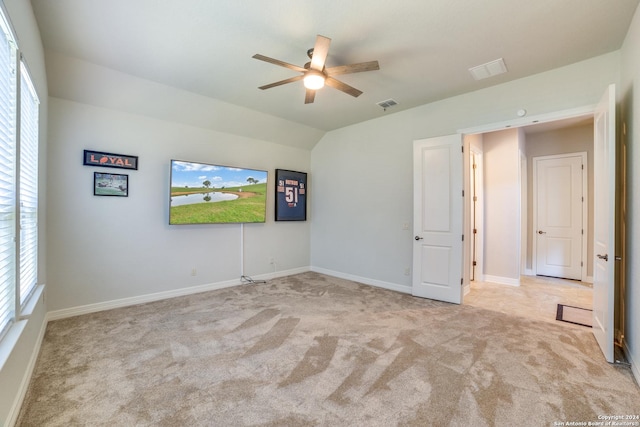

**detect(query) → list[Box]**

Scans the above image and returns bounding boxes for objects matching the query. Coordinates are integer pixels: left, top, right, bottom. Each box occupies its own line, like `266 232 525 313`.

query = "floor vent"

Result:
376 99 398 111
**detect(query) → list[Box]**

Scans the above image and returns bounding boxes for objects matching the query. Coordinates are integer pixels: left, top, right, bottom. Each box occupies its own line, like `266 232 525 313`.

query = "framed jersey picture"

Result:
275 169 307 221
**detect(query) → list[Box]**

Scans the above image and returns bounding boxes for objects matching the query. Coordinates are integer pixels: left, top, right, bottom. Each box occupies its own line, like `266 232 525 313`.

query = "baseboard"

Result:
310 266 412 295
483 274 520 286
523 271 593 284
623 341 640 387
47 267 310 321
245 266 310 283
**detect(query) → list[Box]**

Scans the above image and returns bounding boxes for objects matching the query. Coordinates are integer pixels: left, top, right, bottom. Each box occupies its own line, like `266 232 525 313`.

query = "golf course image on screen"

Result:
169 160 268 224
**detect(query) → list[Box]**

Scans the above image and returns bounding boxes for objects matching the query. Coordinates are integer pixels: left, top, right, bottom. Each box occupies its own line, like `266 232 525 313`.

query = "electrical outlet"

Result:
404 267 411 276
191 268 197 276
402 222 409 230
269 257 275 265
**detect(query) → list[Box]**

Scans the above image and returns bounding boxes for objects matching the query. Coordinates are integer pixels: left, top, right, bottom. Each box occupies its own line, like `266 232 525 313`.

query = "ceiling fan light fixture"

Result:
253 34 379 103
303 71 325 90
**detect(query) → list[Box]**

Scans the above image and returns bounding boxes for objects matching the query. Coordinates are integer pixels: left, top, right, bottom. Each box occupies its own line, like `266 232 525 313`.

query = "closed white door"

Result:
534 154 585 280
593 84 616 363
413 135 463 304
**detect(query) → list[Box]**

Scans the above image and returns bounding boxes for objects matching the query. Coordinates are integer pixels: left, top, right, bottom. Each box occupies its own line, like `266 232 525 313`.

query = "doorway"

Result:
413 92 616 363
464 117 594 286
461 116 595 329
463 124 595 332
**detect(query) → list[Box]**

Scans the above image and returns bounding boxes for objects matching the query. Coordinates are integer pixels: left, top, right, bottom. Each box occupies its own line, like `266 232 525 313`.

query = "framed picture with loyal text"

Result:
84 149 138 170
275 169 307 221
94 172 128 197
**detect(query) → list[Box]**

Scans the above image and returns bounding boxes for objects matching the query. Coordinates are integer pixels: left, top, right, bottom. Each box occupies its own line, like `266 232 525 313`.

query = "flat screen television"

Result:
170 160 268 224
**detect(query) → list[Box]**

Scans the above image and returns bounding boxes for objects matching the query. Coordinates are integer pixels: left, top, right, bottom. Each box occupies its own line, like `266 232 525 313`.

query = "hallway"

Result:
465 275 593 330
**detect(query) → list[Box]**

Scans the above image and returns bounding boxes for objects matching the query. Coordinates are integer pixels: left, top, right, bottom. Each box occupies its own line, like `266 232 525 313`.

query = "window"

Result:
0 6 39 340
19 62 39 305
0 10 17 339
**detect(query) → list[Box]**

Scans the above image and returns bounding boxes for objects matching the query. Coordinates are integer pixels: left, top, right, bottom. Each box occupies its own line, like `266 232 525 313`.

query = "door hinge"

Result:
581 261 583 267
461 278 463 285
462 145 464 153
462 190 464 197
473 261 477 266
462 234 464 241
582 164 584 170
473 163 477 169
473 228 477 234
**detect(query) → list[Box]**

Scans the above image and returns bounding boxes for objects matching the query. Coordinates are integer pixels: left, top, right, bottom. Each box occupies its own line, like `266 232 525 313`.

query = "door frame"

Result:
463 138 484 292
531 152 588 281
520 151 528 275
458 104 596 293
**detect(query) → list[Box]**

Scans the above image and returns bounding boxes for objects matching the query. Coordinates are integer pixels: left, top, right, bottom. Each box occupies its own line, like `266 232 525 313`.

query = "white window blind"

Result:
19 61 38 305
0 16 16 337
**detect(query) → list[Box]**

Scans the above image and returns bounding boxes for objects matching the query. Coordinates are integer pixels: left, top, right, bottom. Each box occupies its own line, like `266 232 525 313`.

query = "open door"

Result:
593 84 616 363
413 135 463 304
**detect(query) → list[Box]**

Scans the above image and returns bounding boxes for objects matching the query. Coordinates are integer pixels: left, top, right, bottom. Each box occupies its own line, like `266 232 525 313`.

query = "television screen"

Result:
170 160 268 224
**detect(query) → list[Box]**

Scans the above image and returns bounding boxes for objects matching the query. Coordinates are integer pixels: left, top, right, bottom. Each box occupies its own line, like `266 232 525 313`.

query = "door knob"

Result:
597 254 608 261
415 236 423 241
538 230 546 234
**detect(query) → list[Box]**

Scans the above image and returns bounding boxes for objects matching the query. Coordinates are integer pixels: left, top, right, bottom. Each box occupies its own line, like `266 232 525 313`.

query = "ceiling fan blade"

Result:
305 89 316 104
325 77 363 98
325 61 380 76
258 75 304 90
310 35 331 71
252 54 306 73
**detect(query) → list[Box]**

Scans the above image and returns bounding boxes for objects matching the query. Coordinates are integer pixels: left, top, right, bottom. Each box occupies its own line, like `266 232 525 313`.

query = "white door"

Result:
534 154 585 280
593 84 616 363
413 135 463 304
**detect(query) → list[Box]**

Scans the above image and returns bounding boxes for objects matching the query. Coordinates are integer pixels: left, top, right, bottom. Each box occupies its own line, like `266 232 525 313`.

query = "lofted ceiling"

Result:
30 0 639 133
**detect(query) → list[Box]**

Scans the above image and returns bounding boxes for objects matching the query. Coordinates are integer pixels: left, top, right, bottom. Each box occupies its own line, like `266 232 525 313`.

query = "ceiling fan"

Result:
252 35 380 104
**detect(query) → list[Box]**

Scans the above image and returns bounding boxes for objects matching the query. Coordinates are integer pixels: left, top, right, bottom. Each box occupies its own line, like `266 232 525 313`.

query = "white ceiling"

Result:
30 0 639 132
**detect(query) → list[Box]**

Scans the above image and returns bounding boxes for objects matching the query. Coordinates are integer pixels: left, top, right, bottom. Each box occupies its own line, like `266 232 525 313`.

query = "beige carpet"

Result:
17 272 640 426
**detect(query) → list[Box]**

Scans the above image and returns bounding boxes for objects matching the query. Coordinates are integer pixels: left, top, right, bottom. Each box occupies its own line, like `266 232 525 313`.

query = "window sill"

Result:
19 284 44 319
0 284 44 371
0 319 27 372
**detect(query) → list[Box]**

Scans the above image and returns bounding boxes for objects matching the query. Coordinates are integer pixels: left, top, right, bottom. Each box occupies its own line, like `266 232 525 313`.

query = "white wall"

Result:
0 0 48 425
46 98 311 313
620 2 640 384
311 52 620 292
44 51 325 151
482 128 522 284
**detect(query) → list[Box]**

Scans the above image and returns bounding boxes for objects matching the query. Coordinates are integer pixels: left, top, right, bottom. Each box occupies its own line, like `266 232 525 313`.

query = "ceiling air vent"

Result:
469 58 508 80
377 99 398 111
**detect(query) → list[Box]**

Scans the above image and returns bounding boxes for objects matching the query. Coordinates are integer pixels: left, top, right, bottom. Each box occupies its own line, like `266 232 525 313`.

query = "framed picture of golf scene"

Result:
169 160 268 224
94 172 128 197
